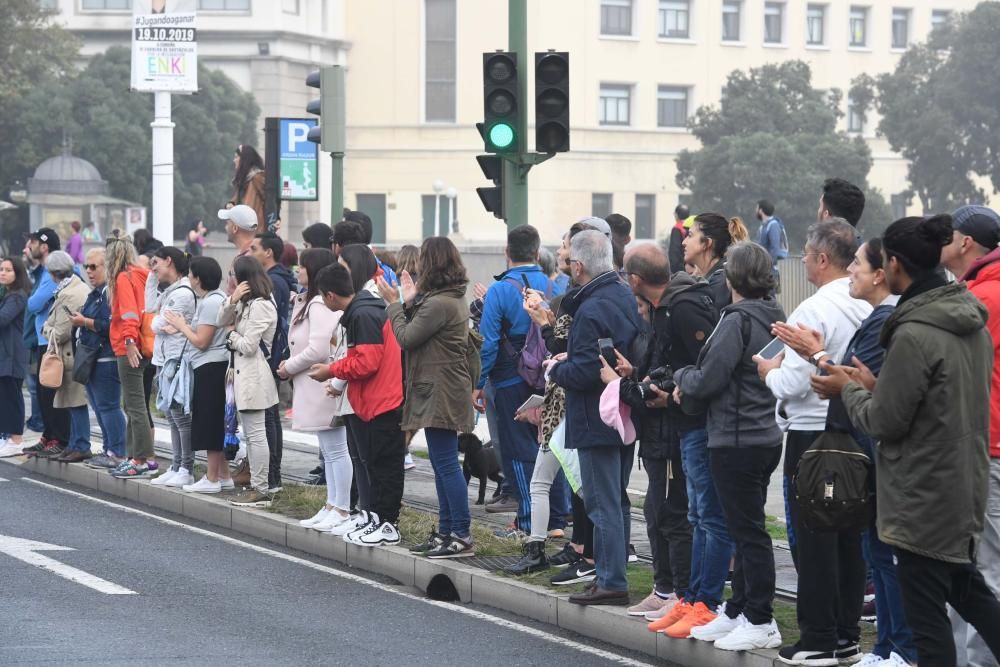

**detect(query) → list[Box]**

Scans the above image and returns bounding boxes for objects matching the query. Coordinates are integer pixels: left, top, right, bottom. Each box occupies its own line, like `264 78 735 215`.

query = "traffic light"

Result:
476 153 504 220
305 66 345 152
482 52 519 153
534 51 569 153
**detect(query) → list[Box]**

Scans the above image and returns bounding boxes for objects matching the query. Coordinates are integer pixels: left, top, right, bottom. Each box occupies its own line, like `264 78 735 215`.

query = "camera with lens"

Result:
638 365 675 400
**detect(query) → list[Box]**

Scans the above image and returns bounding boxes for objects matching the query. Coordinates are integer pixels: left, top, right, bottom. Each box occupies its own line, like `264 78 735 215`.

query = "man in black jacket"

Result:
251 231 296 491
620 244 719 621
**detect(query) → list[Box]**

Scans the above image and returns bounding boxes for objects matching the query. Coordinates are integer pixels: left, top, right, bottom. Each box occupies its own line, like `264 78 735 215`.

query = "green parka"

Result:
842 283 993 563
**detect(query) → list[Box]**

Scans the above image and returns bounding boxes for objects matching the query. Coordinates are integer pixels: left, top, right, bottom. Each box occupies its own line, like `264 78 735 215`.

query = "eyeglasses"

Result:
84 264 102 271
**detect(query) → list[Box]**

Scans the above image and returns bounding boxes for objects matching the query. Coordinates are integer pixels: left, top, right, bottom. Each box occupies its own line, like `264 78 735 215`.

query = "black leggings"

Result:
142 363 155 428
571 491 595 560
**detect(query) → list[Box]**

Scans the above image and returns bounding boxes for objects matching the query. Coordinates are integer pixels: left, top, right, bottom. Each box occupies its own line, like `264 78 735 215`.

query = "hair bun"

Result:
918 214 954 247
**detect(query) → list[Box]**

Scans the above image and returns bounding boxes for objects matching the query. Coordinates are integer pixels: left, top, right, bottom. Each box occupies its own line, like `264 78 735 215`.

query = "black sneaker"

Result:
548 542 582 567
426 535 475 559
777 644 839 666
627 544 638 563
835 640 861 661
504 540 548 575
309 465 323 476
550 562 597 586
409 530 444 554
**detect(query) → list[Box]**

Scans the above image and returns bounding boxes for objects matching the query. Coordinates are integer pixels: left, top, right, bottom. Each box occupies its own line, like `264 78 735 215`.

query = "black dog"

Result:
458 433 504 505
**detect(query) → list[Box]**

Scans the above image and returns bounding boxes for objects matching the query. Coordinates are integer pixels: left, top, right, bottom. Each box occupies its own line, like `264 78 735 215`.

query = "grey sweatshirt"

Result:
673 297 786 448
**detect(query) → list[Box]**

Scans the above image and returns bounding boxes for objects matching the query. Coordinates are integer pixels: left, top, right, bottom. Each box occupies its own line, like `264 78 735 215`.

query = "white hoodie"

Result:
765 276 872 431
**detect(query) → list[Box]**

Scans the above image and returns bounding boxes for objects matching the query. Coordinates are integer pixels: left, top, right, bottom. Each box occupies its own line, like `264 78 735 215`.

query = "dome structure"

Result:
28 144 109 196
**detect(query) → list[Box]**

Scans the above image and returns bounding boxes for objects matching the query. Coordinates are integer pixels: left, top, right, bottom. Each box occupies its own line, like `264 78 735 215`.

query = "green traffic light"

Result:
489 123 515 150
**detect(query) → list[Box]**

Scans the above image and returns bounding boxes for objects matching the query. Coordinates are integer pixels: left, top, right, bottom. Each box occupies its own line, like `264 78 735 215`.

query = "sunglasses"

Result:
84 264 102 271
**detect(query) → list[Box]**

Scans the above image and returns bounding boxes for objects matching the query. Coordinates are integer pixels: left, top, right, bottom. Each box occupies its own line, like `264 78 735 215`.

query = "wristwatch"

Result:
125 337 136 346
809 350 828 367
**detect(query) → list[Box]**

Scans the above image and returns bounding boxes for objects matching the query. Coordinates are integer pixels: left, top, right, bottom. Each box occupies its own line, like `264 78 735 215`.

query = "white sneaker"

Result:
403 453 415 470
856 655 884 667
164 468 194 487
313 510 351 532
879 653 911 666
691 611 745 642
219 478 235 490
300 506 331 528
183 476 222 494
151 469 178 486
339 511 376 541
351 521 401 547
268 486 283 495
715 618 782 651
0 443 26 458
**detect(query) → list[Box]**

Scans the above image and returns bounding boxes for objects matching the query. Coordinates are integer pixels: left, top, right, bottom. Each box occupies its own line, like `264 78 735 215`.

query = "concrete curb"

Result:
21 457 782 666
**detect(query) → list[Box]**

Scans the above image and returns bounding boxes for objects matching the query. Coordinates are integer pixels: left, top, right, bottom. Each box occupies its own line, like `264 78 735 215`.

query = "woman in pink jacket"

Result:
277 248 352 532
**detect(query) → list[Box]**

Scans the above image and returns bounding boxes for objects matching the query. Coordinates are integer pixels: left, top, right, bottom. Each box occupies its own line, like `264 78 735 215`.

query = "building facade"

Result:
50 0 979 244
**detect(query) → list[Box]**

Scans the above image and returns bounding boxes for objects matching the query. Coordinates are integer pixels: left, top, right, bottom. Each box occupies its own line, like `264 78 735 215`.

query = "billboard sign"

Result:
279 119 318 201
130 0 198 93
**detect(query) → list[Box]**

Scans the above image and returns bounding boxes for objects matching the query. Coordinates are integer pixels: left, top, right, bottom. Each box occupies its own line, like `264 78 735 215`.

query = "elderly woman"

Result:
69 248 127 469
41 251 93 463
668 241 786 650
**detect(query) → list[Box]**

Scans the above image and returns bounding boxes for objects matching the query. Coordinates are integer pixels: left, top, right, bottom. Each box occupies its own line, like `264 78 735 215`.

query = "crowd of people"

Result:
0 167 999 667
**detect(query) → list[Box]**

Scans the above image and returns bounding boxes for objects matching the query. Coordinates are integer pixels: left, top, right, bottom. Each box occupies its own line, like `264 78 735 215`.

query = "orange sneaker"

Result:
648 599 691 632
665 601 717 639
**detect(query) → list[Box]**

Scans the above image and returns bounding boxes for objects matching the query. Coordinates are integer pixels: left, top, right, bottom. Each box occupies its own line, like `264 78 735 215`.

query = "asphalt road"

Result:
0 462 662 667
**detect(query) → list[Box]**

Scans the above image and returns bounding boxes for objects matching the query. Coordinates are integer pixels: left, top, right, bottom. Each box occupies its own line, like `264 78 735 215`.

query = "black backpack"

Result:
793 432 872 532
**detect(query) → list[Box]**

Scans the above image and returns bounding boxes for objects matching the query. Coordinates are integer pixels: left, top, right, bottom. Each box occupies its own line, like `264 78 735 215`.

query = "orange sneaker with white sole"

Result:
648 599 691 632
665 601 717 639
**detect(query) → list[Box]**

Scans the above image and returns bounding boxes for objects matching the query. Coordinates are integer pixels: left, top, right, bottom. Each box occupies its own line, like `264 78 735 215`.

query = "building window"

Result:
764 2 784 44
657 86 689 128
81 0 131 9
198 0 250 9
849 6 868 47
931 9 950 33
847 96 865 134
658 1 690 39
282 0 299 14
891 193 907 220
892 8 910 48
600 84 632 126
592 194 613 219
635 195 656 239
722 1 741 41
601 0 633 36
424 0 456 123
806 5 826 45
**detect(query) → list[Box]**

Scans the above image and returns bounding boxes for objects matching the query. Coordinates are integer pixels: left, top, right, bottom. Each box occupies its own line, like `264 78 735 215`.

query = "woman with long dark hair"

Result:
376 237 477 558
165 256 234 493
280 248 354 531
228 144 266 230
339 244 379 296
683 213 749 308
0 256 31 457
219 256 278 507
149 246 197 487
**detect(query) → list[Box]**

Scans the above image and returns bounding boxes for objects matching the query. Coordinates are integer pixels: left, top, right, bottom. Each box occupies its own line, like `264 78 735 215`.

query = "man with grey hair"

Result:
550 230 643 606
753 218 873 665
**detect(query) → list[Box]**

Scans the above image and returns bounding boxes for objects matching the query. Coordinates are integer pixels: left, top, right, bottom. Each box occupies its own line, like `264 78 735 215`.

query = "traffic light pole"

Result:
504 0 529 229
330 152 344 224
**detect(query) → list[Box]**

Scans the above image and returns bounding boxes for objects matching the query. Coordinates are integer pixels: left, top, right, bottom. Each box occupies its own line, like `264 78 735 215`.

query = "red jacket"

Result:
963 249 1000 458
110 265 149 357
328 290 403 422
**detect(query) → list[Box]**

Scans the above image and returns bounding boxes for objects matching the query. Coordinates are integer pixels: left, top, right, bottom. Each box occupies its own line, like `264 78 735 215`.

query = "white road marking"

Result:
0 534 136 595
23 478 653 666
0 477 8 482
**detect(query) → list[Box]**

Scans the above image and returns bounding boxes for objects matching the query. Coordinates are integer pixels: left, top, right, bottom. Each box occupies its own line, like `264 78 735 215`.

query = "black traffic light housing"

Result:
476 153 504 220
482 52 519 153
534 51 570 153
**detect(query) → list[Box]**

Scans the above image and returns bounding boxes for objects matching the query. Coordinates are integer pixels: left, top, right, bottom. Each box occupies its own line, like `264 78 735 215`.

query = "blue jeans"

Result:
483 379 514 498
67 405 91 453
680 428 733 608
863 524 917 662
579 445 634 592
25 367 44 432
85 360 126 457
425 428 471 538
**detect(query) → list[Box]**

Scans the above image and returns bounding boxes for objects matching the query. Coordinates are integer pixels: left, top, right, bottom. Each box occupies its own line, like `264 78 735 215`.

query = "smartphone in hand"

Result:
597 337 617 367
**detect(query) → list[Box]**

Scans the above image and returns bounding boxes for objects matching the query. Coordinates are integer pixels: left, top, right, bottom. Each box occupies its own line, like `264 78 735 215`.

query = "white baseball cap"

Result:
218 205 258 231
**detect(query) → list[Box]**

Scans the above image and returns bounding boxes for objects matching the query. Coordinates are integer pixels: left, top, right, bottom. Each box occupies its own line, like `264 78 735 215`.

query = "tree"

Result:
1 46 260 240
853 2 1000 213
676 61 885 250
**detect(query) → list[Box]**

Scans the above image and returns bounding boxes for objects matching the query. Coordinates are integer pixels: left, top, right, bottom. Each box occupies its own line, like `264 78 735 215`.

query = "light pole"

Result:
432 179 444 239
445 187 457 236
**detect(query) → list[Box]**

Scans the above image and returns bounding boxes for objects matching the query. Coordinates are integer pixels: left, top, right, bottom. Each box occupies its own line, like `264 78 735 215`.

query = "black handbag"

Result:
71 341 101 384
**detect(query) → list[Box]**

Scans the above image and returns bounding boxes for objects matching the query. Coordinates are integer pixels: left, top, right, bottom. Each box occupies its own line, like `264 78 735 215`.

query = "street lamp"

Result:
445 187 457 236
9 181 27 205
432 179 444 239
